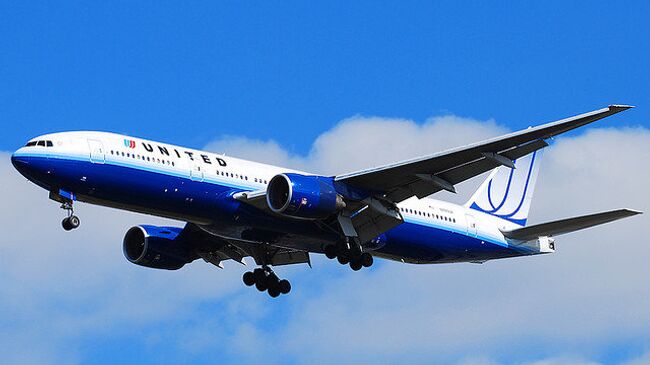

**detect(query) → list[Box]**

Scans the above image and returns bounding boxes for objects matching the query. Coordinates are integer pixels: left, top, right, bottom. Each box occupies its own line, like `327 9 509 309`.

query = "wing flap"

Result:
501 209 642 241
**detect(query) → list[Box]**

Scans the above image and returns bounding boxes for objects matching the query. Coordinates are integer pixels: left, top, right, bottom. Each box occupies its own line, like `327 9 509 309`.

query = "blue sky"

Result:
1 2 650 365
2 1 649 152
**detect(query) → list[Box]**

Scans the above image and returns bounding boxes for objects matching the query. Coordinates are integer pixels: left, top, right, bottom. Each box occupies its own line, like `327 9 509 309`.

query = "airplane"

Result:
11 105 642 298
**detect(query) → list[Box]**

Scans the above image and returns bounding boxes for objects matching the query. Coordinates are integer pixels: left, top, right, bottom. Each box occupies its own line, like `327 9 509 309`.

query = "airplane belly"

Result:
377 221 523 264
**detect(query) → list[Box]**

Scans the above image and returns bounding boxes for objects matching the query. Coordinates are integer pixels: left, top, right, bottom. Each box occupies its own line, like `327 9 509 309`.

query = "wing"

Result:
335 105 633 202
501 209 642 242
178 223 311 268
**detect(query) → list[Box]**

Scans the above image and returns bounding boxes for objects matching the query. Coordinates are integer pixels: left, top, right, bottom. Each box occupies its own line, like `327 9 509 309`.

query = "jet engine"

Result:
122 225 197 270
266 173 345 219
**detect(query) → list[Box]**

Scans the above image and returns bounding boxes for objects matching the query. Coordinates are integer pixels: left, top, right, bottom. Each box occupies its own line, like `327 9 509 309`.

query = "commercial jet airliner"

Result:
11 105 641 297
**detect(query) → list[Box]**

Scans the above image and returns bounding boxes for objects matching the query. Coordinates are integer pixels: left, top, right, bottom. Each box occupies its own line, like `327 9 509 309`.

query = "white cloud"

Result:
1 113 648 364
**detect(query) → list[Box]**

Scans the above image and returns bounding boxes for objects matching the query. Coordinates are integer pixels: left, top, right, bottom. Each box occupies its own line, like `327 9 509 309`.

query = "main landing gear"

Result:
323 239 373 271
60 201 80 231
242 266 291 298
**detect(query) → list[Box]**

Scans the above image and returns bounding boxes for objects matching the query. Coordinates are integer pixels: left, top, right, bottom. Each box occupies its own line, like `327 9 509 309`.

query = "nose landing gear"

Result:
60 201 80 231
242 266 291 298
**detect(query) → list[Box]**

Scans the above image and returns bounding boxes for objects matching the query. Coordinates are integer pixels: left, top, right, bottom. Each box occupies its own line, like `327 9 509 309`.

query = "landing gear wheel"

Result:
278 279 291 294
255 280 267 292
253 268 266 283
337 255 349 265
268 287 280 298
62 217 73 231
60 201 80 231
350 260 362 271
360 252 373 268
324 245 337 259
242 271 255 286
68 215 80 229
246 266 291 297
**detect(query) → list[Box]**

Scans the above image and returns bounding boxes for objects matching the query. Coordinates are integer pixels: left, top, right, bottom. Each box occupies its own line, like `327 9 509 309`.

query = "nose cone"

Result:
11 151 29 172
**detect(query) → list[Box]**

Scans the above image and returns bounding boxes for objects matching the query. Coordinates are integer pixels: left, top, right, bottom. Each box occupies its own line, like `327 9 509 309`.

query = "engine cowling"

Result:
266 173 345 219
122 225 196 270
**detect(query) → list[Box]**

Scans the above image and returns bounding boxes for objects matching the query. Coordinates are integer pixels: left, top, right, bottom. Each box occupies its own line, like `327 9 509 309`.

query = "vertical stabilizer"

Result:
465 150 543 226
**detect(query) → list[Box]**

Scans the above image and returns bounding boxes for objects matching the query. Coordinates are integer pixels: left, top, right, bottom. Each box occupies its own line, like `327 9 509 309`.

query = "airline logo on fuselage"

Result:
125 138 227 167
124 139 136 149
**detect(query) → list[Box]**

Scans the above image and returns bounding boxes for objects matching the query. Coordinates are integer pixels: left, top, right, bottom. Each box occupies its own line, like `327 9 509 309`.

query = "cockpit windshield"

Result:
25 140 53 147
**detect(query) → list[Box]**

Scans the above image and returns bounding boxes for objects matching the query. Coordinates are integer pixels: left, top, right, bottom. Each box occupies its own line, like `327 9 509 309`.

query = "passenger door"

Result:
88 139 106 164
190 162 204 182
465 213 478 237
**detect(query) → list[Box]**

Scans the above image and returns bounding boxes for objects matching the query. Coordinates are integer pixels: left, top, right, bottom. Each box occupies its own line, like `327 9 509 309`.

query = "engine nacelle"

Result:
122 225 196 270
266 173 345 219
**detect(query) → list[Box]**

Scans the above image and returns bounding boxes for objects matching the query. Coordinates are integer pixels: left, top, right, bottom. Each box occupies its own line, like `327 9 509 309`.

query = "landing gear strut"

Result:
60 201 80 231
242 266 291 298
324 238 373 271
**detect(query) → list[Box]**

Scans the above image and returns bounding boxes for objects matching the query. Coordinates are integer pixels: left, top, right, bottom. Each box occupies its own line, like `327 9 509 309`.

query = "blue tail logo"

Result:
466 151 542 226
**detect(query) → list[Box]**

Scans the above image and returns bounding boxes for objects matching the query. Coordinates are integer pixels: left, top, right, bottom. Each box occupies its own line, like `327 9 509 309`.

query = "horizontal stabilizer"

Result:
501 209 642 241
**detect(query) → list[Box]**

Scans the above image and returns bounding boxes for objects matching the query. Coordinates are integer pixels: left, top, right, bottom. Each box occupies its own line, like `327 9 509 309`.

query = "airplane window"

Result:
46 141 53 147
121 152 125 156
37 141 46 146
172 162 175 166
147 157 150 161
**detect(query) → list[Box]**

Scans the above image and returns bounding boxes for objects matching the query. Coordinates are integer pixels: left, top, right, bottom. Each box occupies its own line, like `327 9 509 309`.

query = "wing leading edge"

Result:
335 105 633 202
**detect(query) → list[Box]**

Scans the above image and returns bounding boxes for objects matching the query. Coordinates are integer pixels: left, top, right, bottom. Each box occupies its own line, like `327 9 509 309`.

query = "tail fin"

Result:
465 150 543 226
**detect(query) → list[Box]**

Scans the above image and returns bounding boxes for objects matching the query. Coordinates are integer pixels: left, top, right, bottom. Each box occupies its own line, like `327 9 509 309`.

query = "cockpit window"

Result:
25 140 54 147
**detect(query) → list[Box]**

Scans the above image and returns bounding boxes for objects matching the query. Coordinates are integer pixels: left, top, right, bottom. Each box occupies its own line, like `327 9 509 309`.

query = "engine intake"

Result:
123 225 196 270
266 173 345 219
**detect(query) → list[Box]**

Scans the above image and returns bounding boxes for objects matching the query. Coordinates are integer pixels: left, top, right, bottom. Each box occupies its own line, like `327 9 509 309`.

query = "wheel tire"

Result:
350 260 362 271
268 287 280 298
337 255 349 265
278 279 291 294
324 245 337 259
253 268 266 283
360 253 374 268
266 276 280 292
243 271 255 286
68 215 80 229
255 280 267 292
62 218 73 231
